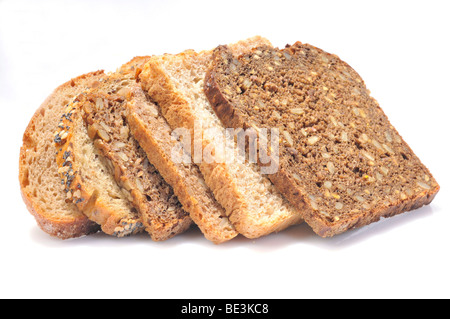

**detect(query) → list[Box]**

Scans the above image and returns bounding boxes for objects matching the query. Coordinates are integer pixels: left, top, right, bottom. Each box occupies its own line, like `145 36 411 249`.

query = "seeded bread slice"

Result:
204 42 440 237
19 72 102 239
138 36 302 238
54 93 144 237
126 85 237 244
79 72 192 241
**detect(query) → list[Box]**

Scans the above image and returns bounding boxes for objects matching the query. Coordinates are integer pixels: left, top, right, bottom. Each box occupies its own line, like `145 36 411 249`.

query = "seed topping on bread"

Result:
54 94 145 237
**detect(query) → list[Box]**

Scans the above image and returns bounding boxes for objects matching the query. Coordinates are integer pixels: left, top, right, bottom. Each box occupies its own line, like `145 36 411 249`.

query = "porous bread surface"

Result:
19 72 102 239
80 77 192 241
127 85 237 244
205 42 440 237
117 56 152 75
55 93 144 237
139 36 303 238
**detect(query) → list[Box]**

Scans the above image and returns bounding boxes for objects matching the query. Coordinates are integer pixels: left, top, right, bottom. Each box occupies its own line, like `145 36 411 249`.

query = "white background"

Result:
1 0 449 299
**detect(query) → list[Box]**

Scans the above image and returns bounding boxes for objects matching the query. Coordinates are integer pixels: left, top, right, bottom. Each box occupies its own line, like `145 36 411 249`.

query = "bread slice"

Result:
126 85 237 244
54 91 144 237
19 72 102 239
204 42 440 237
79 72 193 241
138 36 302 238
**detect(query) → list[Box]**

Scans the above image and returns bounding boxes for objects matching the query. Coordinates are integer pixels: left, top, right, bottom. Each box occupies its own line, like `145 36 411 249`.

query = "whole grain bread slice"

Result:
204 41 440 237
19 72 102 239
78 69 193 241
54 92 144 237
138 36 303 238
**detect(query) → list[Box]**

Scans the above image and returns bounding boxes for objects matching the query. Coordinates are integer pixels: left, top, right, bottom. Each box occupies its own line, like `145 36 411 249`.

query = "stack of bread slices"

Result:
19 36 440 244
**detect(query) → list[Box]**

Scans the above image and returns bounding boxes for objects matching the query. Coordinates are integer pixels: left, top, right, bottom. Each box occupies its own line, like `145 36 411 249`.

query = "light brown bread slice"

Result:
19 72 102 239
138 36 303 238
204 41 440 237
54 92 144 237
126 85 237 244
79 72 192 241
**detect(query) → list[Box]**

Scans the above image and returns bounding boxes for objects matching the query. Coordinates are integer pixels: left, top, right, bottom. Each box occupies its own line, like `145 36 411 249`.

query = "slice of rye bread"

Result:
19 72 102 239
79 74 193 241
204 42 440 237
138 36 303 238
126 86 238 244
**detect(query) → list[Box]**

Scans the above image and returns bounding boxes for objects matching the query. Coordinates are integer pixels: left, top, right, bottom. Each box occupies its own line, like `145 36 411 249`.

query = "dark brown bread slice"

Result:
19 71 102 239
205 42 440 237
80 85 192 241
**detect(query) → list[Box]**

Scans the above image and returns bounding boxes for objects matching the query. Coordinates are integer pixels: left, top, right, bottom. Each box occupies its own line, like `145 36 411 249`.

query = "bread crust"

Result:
204 43 440 237
19 181 99 239
19 72 103 239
